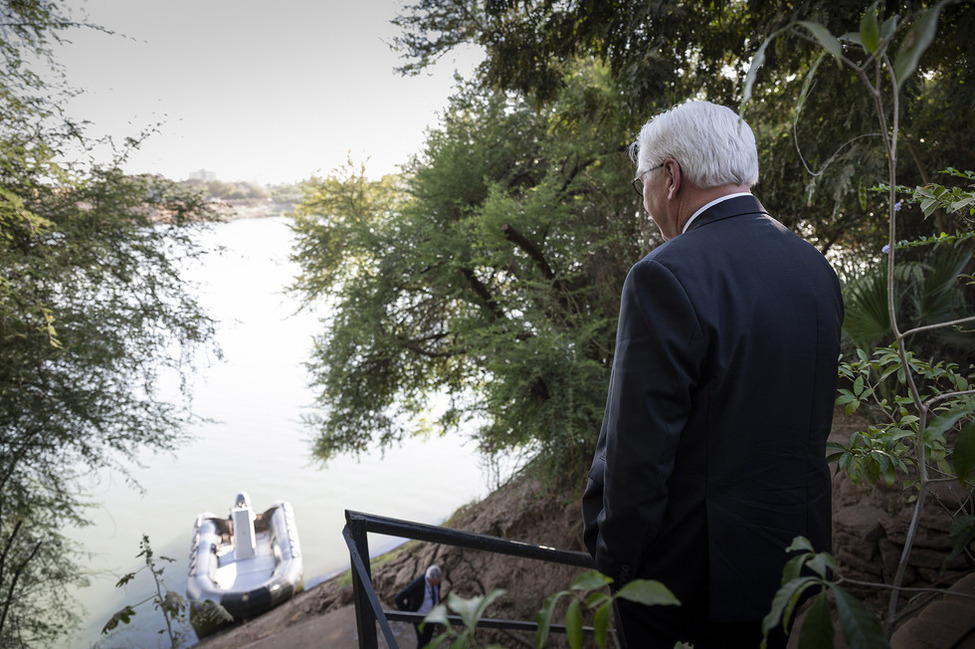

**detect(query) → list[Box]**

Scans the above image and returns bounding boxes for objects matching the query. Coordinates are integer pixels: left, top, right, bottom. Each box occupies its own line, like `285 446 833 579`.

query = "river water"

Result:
65 216 500 648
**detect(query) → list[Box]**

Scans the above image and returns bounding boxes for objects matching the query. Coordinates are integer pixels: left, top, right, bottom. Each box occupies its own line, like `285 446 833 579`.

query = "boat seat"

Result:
231 492 257 560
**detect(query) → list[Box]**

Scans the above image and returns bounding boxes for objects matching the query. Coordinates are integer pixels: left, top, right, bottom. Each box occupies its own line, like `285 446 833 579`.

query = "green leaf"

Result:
860 4 880 53
742 30 780 111
571 570 613 591
566 599 583 649
762 576 818 641
805 552 839 580
536 591 570 648
424 603 450 627
114 572 137 588
162 590 186 617
831 585 888 649
880 15 900 43
446 590 504 629
472 589 506 622
841 31 864 49
194 600 234 625
796 53 825 122
944 515 975 569
798 21 844 63
894 1 948 87
615 579 680 607
585 591 612 608
101 605 136 634
798 592 835 649
786 536 815 554
781 554 807 583
952 422 975 483
593 603 612 649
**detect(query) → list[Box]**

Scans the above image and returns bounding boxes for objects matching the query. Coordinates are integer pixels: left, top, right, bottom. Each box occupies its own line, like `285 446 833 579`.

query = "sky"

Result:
56 0 482 185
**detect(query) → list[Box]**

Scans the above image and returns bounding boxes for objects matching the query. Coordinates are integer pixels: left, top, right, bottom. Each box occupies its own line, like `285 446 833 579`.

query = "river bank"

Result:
209 198 294 221
195 468 587 648
63 215 498 649
192 410 975 648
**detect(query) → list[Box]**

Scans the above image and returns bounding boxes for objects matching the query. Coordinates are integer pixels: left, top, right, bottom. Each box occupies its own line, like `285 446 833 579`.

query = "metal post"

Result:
345 513 378 649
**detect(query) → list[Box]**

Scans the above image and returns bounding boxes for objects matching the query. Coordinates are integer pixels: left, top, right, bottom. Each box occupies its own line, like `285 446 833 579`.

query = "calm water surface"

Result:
66 216 498 648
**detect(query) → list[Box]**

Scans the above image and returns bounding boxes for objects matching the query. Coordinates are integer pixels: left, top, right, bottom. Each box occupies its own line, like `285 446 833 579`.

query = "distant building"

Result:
188 169 217 181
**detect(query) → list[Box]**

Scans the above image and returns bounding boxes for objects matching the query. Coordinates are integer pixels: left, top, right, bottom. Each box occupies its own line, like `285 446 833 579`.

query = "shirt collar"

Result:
681 192 754 234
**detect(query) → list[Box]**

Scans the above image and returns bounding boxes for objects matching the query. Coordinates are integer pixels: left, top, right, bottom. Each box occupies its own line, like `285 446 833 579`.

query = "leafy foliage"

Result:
300 0 975 646
101 535 208 649
752 1 975 640
1 166 218 647
762 537 889 649
393 1 975 263
0 2 219 645
535 571 679 649
425 590 508 649
422 571 679 649
841 241 973 354
291 0 975 487
291 66 648 478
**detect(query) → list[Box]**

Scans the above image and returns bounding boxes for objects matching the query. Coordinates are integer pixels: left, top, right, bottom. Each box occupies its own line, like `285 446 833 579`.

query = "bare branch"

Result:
901 316 975 339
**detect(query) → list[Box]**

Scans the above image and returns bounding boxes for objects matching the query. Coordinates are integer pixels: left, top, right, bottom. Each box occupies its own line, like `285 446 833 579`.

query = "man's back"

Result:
625 197 843 619
585 101 843 648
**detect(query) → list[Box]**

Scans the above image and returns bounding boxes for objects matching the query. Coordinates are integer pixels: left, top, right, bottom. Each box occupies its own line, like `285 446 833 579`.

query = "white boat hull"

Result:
186 494 302 637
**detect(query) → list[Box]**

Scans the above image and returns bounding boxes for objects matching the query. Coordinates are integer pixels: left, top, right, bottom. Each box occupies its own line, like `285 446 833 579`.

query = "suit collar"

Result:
683 194 768 233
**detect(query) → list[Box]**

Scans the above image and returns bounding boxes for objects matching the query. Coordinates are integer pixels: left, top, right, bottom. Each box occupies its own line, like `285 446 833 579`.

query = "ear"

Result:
664 159 681 199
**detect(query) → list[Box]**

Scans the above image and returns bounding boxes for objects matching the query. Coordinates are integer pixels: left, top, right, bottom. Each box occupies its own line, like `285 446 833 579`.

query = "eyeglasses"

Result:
631 162 665 196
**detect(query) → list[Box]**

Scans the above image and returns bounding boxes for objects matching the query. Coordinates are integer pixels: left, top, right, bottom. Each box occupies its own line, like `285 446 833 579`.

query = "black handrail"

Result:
342 509 602 649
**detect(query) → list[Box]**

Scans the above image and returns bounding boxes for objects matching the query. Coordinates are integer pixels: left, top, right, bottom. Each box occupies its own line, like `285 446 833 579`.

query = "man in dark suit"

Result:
394 564 442 648
582 101 843 649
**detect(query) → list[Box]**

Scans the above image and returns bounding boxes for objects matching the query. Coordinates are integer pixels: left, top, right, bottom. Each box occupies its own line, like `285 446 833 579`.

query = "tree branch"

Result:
501 223 554 280
459 267 506 321
901 315 975 339
0 522 41 638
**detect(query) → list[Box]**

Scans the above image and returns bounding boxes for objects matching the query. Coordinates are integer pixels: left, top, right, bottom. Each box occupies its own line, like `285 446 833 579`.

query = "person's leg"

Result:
416 621 436 648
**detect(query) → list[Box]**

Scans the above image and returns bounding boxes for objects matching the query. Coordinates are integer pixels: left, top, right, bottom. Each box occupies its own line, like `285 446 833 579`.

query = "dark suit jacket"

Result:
394 575 439 613
582 194 842 623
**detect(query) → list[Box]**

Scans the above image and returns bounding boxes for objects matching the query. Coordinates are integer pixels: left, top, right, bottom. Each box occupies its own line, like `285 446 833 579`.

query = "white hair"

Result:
630 101 759 188
425 565 442 581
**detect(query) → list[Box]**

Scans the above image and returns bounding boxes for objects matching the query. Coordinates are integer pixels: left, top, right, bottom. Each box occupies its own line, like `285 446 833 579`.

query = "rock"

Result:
833 503 888 543
891 573 975 649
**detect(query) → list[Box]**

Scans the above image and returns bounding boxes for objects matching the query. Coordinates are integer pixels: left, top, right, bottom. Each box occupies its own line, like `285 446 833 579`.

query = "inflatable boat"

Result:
186 492 303 637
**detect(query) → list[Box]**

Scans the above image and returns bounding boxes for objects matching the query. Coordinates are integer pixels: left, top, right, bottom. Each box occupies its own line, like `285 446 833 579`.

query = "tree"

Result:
291 64 648 478
295 1 975 478
0 2 218 646
393 0 975 260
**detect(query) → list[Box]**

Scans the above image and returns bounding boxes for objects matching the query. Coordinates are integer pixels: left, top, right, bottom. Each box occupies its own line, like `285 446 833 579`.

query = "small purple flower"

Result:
894 200 903 212
882 244 890 254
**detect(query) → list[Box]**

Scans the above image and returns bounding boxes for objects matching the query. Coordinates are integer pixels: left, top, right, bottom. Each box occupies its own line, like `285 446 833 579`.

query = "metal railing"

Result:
342 509 601 648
